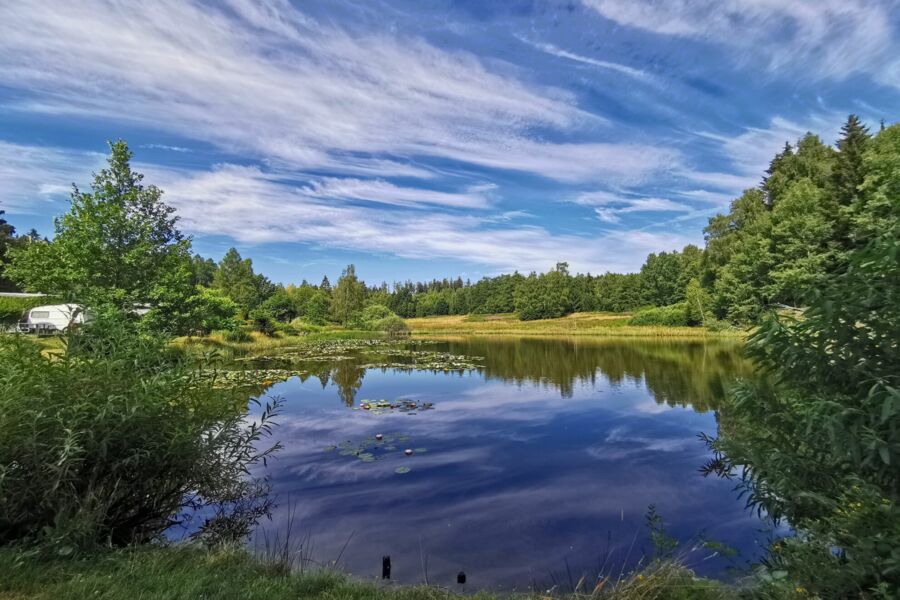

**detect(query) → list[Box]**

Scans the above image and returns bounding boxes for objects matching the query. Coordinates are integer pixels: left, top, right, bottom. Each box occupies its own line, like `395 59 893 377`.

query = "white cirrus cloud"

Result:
0 141 103 213
298 178 495 209
0 0 679 184
516 36 650 81
0 140 696 273
572 190 691 224
581 0 900 88
146 162 695 274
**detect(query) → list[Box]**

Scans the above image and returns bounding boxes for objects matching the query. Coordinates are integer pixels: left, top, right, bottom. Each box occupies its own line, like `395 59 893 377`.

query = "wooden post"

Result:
382 555 391 580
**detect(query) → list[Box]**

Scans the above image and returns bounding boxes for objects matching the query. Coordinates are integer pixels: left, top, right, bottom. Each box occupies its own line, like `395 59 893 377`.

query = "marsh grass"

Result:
407 313 744 338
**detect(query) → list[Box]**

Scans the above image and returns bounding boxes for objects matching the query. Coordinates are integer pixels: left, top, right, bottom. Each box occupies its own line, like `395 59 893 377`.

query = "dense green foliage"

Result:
0 319 280 548
514 262 573 320
212 249 276 316
330 264 366 325
708 232 899 596
628 304 688 327
0 295 53 325
7 142 195 327
0 210 44 292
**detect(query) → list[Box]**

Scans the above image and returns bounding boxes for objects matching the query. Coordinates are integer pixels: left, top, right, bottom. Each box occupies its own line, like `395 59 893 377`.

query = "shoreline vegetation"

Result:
0 545 734 600
406 312 744 338
173 311 742 356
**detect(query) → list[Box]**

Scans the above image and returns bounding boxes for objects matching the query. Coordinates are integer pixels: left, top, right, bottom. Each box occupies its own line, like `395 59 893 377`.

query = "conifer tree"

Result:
832 115 872 247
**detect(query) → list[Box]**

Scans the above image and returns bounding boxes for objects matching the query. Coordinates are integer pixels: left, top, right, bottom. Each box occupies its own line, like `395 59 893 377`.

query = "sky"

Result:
0 0 898 286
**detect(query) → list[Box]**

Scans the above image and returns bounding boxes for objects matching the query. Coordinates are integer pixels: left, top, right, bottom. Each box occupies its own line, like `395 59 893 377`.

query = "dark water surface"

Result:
252 337 769 590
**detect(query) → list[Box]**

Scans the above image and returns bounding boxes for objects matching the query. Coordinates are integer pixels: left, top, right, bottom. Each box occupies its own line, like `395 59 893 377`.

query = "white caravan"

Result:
19 304 90 333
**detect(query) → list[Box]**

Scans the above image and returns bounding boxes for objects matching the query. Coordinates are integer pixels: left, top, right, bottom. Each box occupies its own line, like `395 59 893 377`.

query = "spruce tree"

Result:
762 142 793 206
832 114 871 207
831 115 872 250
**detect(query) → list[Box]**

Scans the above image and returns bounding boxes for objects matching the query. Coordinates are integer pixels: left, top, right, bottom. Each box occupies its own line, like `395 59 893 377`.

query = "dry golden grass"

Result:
406 312 742 338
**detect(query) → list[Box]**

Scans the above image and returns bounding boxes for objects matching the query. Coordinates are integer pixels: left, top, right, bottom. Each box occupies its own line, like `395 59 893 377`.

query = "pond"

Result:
243 337 771 590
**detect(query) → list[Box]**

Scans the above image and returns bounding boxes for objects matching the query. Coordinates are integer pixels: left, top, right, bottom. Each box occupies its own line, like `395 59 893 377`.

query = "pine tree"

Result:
762 142 794 206
831 115 872 251
832 114 871 208
319 275 332 293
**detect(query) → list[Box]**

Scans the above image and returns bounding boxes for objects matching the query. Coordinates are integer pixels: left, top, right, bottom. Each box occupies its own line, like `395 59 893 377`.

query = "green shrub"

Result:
359 304 393 323
259 290 298 323
628 304 689 327
352 305 409 335
272 321 299 336
0 295 54 325
288 318 323 335
248 309 277 337
220 328 252 343
707 233 900 595
0 318 280 548
373 315 409 337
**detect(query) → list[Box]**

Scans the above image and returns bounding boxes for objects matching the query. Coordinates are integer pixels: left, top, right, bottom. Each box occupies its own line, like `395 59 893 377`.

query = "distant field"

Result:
406 312 744 337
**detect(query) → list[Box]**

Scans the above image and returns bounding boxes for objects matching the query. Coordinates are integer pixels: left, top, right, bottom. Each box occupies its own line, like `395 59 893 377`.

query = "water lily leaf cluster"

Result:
355 399 435 415
324 433 425 474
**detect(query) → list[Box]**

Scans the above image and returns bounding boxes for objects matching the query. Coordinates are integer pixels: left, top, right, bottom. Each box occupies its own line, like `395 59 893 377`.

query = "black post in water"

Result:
457 571 466 585
382 555 391 580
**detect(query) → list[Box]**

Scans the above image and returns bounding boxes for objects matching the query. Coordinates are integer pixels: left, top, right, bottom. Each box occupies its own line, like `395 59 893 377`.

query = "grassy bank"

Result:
406 313 745 338
0 545 735 600
174 328 381 355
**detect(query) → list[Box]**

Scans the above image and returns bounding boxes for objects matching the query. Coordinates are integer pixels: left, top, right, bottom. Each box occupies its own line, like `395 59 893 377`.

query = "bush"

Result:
248 309 277 337
288 318 323 335
0 318 280 548
259 290 298 323
707 233 900 595
220 328 252 343
373 315 409 337
359 304 393 323
352 305 409 336
628 304 689 326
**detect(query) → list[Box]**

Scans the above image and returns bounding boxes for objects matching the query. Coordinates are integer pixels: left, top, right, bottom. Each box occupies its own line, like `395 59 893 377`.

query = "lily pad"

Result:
394 466 411 474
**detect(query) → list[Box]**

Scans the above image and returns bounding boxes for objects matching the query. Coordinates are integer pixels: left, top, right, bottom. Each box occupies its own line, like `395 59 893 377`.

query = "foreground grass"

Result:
407 313 744 338
0 546 736 600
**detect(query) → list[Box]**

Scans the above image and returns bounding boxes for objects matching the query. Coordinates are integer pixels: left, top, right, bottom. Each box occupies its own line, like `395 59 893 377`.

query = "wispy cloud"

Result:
0 0 677 184
572 191 691 224
582 0 900 88
145 161 693 273
517 36 650 80
0 141 102 213
139 143 192 153
299 178 495 209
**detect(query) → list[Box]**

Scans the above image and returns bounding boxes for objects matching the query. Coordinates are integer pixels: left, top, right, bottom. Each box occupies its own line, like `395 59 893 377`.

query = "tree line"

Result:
0 115 896 332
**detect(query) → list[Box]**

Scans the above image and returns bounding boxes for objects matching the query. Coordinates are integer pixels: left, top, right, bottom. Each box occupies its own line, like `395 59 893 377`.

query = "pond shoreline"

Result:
0 545 735 600
406 313 746 338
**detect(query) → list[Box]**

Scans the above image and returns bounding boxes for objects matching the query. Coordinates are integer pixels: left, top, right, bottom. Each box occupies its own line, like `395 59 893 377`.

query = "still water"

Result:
251 337 769 590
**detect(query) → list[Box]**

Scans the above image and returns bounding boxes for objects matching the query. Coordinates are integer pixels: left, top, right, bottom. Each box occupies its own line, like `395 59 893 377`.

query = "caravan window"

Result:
30 311 51 318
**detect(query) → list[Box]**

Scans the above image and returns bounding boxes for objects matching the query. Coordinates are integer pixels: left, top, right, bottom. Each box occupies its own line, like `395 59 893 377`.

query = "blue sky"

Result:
1 0 898 286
